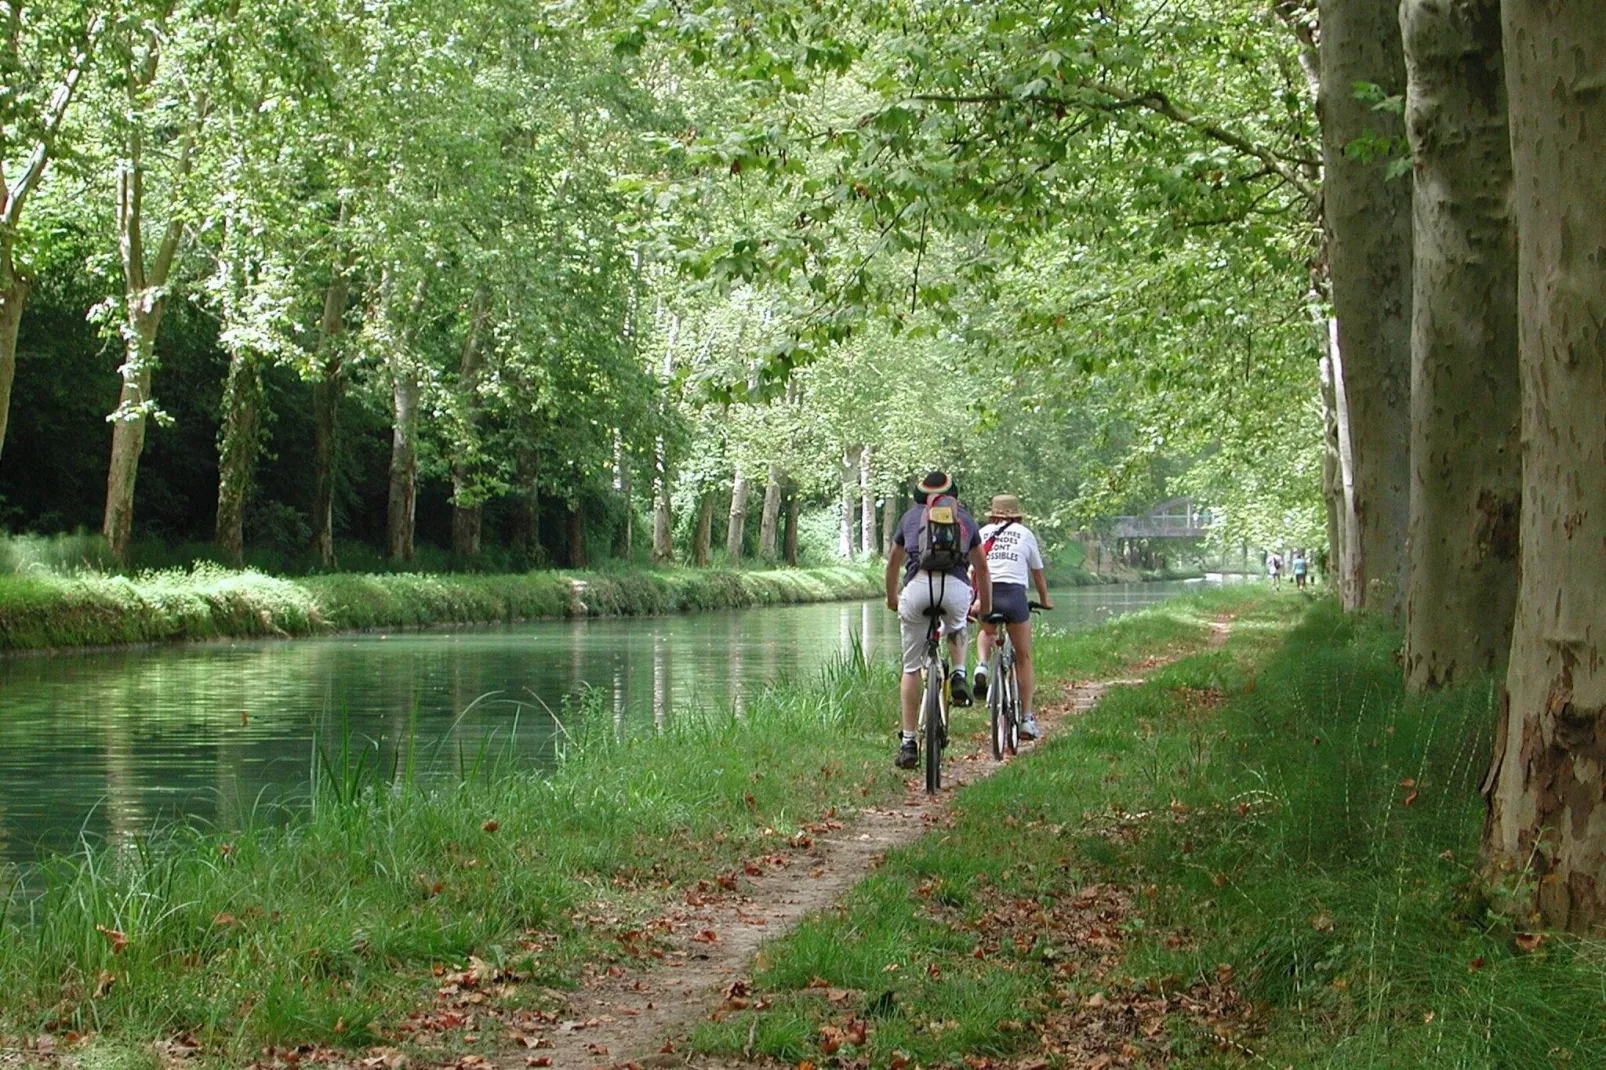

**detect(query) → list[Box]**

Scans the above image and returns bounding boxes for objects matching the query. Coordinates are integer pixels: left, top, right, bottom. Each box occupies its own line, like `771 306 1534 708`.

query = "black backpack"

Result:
916 495 968 572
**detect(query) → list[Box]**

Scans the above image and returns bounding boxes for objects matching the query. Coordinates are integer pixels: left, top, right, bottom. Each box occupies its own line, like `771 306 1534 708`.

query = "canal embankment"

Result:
0 585 1264 1066
0 563 880 654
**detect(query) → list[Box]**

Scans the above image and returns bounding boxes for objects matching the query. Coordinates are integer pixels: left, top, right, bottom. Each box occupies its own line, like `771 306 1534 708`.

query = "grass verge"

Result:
0 564 878 653
692 593 1606 1069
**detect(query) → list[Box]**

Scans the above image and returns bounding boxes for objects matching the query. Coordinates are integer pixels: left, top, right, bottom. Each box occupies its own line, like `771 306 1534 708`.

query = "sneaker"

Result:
1019 712 1040 741
973 671 989 700
949 670 972 707
895 739 920 769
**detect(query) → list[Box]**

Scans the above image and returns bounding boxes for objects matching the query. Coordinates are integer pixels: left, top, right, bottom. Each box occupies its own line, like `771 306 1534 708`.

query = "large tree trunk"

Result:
882 494 899 557
691 489 714 566
839 447 859 558
1318 0 1414 615
783 480 799 566
103 310 162 563
214 351 264 568
1483 1 1606 932
308 270 350 568
758 465 783 558
725 467 751 562
0 273 26 465
1401 0 1520 689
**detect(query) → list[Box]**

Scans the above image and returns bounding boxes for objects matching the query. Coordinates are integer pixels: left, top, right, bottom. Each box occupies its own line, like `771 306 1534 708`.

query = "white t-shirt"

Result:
978 521 1044 587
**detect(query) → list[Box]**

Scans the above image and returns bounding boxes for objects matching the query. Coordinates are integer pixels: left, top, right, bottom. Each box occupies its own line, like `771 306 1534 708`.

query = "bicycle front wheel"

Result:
923 664 945 793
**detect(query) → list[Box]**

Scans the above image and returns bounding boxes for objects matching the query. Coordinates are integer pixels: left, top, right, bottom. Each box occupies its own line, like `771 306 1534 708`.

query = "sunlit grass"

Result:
0 563 879 651
0 652 905 1060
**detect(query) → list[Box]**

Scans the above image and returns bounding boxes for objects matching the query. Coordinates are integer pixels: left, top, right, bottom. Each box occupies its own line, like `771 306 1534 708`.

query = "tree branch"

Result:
1 11 104 232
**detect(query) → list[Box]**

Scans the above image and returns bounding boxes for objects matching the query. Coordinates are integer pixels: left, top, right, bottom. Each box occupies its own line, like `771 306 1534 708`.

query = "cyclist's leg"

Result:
939 575 974 704
895 579 936 767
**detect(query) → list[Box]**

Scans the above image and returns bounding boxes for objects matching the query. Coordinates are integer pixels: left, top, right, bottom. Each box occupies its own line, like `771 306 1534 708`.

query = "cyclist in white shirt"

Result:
972 495 1054 739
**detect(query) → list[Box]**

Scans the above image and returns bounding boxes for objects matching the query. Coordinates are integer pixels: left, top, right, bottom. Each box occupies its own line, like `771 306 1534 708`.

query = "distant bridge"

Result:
1109 498 1212 539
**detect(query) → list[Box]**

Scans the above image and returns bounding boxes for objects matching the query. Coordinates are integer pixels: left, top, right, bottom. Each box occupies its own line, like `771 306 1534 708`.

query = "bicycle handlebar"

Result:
1028 601 1051 612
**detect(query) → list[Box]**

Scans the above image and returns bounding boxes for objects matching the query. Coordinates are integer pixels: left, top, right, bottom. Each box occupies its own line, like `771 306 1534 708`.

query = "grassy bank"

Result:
0 563 878 652
694 595 1605 1069
0 587 1257 1066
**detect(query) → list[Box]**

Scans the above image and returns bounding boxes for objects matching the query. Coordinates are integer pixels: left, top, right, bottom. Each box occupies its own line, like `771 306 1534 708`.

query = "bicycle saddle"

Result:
984 612 1008 624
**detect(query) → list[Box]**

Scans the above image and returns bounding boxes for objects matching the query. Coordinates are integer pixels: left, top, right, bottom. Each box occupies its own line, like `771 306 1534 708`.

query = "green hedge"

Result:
0 564 880 653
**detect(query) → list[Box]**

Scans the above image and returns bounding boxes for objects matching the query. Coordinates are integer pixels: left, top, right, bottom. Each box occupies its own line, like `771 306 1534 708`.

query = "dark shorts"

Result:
991 582 1031 624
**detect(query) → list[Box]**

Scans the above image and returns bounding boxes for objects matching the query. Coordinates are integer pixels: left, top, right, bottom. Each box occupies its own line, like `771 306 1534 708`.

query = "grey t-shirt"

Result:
894 501 982 583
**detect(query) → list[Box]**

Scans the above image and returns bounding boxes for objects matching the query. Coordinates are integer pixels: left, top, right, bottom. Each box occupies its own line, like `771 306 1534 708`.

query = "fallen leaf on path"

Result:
692 929 719 943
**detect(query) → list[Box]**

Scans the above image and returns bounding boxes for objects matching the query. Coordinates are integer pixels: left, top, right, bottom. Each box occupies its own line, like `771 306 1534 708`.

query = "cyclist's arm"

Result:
968 546 992 617
885 545 906 610
1031 566 1053 610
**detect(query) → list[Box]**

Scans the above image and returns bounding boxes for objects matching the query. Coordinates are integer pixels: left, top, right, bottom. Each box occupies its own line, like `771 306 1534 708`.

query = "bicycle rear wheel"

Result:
923 663 945 793
986 649 1006 760
1004 663 1021 751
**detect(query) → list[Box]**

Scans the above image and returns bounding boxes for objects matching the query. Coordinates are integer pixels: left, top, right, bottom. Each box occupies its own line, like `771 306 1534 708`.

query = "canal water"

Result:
0 580 1208 862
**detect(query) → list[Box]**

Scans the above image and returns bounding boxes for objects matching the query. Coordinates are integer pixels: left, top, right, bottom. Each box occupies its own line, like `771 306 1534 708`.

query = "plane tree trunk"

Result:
449 287 490 558
384 276 429 563
1400 0 1520 689
758 465 783 559
1483 0 1606 932
1318 0 1414 614
726 467 751 562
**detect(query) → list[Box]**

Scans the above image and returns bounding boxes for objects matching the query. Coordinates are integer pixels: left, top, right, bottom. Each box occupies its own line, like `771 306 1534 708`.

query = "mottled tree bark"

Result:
104 308 163 563
214 351 263 567
882 494 899 557
1401 0 1520 689
0 273 25 465
651 449 674 564
783 480 800 566
1318 0 1414 614
691 489 714 567
758 464 783 558
726 467 751 561
1483 0 1606 932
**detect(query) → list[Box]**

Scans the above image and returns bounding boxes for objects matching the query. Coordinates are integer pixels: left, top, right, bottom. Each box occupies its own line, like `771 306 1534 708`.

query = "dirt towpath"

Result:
497 618 1232 1070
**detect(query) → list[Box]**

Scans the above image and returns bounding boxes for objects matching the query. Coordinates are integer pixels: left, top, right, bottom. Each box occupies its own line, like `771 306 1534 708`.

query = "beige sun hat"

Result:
987 494 1024 519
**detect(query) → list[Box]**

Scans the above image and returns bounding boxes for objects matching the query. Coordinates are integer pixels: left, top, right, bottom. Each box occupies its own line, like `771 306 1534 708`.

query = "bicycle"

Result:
983 601 1048 760
917 604 951 793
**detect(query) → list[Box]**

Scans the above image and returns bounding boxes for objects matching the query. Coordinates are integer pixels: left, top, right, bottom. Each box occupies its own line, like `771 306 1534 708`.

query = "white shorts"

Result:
898 572 971 674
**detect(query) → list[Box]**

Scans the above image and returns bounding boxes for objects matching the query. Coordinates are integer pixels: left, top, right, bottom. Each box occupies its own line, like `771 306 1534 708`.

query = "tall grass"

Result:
0 651 907 1058
0 563 880 652
1113 600 1606 1067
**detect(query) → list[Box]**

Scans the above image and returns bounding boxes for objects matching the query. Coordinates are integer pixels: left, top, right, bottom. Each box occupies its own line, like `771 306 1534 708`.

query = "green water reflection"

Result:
0 580 1207 861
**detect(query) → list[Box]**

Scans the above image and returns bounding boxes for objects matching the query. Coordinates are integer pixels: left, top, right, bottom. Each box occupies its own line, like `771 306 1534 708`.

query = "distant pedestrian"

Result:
1267 551 1282 585
1292 550 1309 589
